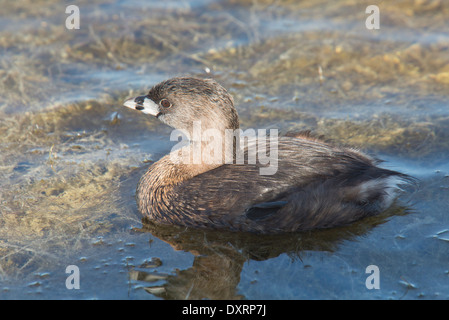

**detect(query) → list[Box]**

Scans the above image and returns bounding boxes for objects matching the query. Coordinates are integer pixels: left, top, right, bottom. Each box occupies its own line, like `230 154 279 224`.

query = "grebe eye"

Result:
160 99 171 108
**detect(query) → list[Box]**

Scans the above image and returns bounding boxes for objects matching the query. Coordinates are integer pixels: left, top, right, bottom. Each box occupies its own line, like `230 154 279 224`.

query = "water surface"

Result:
1 0 448 299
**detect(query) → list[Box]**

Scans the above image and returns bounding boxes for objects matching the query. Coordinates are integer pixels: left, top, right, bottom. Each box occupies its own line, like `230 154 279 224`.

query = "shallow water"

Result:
1 0 449 299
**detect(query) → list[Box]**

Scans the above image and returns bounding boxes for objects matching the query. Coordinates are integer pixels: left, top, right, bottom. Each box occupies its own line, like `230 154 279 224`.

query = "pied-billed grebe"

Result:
123 77 411 234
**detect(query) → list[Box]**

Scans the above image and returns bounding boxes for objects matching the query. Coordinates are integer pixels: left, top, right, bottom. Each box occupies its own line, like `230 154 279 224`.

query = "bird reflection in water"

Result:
129 205 410 300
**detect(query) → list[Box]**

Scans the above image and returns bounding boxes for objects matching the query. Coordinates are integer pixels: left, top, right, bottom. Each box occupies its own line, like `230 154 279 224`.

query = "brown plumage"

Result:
123 77 412 234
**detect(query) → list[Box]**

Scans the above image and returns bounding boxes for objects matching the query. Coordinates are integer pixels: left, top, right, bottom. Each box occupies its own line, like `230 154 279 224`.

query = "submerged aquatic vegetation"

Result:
0 0 448 298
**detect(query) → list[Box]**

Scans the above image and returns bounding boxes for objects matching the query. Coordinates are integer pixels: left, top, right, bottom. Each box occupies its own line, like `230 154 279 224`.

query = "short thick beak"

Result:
123 96 161 117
